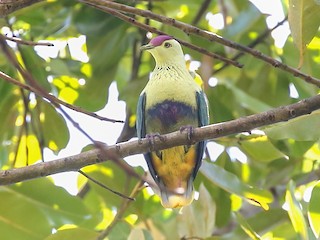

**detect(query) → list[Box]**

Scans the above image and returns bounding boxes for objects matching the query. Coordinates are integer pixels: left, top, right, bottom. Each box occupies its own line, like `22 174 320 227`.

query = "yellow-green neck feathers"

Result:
147 39 186 67
142 38 201 109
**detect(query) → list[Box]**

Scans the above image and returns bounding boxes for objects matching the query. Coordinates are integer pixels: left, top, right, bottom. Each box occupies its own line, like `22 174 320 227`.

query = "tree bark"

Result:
0 0 43 17
1 94 320 185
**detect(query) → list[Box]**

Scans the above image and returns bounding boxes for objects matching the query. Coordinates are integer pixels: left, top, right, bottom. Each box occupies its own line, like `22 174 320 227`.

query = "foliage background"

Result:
0 0 320 239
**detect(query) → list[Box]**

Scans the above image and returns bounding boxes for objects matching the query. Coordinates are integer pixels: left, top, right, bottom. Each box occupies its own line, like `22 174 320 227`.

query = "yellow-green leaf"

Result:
200 161 273 210
264 111 320 141
308 181 320 238
288 0 320 67
285 180 308 239
177 184 216 238
239 135 285 162
235 212 261 240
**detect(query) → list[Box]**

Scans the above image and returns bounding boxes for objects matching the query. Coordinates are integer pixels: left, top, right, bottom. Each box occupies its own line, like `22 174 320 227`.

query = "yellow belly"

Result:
151 145 197 191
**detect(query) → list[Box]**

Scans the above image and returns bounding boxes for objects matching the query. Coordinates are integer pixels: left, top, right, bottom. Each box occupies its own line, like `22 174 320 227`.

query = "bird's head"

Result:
140 35 186 66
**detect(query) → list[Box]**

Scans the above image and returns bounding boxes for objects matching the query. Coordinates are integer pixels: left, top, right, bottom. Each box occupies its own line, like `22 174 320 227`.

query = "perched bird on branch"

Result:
137 35 209 208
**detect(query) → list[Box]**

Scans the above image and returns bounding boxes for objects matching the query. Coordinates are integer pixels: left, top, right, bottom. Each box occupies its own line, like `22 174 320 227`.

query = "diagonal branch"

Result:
0 36 123 123
1 94 320 185
80 0 320 87
2 34 54 46
84 3 242 68
0 0 43 17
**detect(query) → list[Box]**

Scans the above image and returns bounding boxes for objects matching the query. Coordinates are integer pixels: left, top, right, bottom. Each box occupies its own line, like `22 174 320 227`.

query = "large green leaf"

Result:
44 227 99 240
10 178 97 226
0 178 96 240
74 6 135 111
288 0 320 66
0 188 51 240
128 228 153 240
0 82 19 142
239 135 285 162
234 212 260 240
200 161 273 210
19 45 51 91
81 162 141 209
108 221 132 240
285 180 309 240
226 81 272 113
264 111 320 141
207 209 292 240
308 181 320 238
39 101 70 153
177 184 216 238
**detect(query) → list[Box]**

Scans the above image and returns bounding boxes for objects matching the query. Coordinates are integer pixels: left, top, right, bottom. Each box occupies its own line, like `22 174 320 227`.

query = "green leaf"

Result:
177 184 216 238
39 101 70 153
44 228 99 240
223 81 272 113
264 111 320 141
235 212 261 240
0 83 19 143
200 161 273 210
288 0 320 66
19 45 51 91
9 178 97 227
108 221 132 240
224 2 261 39
285 180 308 239
128 228 153 240
0 179 95 240
81 162 141 208
308 181 320 238
0 187 51 240
74 6 135 111
239 135 285 162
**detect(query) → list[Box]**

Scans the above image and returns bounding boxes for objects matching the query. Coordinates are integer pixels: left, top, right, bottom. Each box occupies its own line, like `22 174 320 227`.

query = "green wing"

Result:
197 90 209 127
136 92 160 182
193 90 209 178
136 92 146 139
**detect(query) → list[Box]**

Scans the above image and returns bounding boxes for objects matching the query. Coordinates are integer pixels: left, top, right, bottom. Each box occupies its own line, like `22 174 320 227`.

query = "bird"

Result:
136 35 209 208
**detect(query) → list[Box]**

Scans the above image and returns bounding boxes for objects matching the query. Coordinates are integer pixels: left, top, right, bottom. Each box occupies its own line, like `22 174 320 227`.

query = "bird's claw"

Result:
146 133 165 151
180 125 194 142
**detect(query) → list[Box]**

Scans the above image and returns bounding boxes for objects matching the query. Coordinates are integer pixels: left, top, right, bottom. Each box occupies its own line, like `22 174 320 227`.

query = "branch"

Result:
192 0 211 26
0 35 124 123
0 0 43 17
97 179 144 239
80 0 320 87
1 94 320 185
3 34 54 46
84 3 243 68
213 17 288 75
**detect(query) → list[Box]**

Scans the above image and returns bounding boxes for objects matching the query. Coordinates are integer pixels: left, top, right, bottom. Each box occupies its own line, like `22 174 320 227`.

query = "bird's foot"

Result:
180 125 194 143
146 133 165 151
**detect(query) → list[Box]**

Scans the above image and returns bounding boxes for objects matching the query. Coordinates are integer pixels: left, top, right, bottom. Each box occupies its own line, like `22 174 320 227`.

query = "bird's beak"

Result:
140 44 154 51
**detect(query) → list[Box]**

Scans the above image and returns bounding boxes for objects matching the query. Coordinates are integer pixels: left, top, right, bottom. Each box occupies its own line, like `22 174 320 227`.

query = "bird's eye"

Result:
164 42 172 48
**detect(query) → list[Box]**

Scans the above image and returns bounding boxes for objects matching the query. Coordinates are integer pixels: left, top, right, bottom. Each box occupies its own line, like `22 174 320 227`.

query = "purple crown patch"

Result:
149 35 173 46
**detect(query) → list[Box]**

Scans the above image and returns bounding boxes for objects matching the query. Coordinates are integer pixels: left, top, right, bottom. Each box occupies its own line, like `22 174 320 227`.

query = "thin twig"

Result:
0 53 123 123
80 0 320 87
1 94 320 185
0 37 154 193
213 17 288 74
3 34 54 46
97 179 144 239
192 0 211 26
78 170 134 200
83 2 243 68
